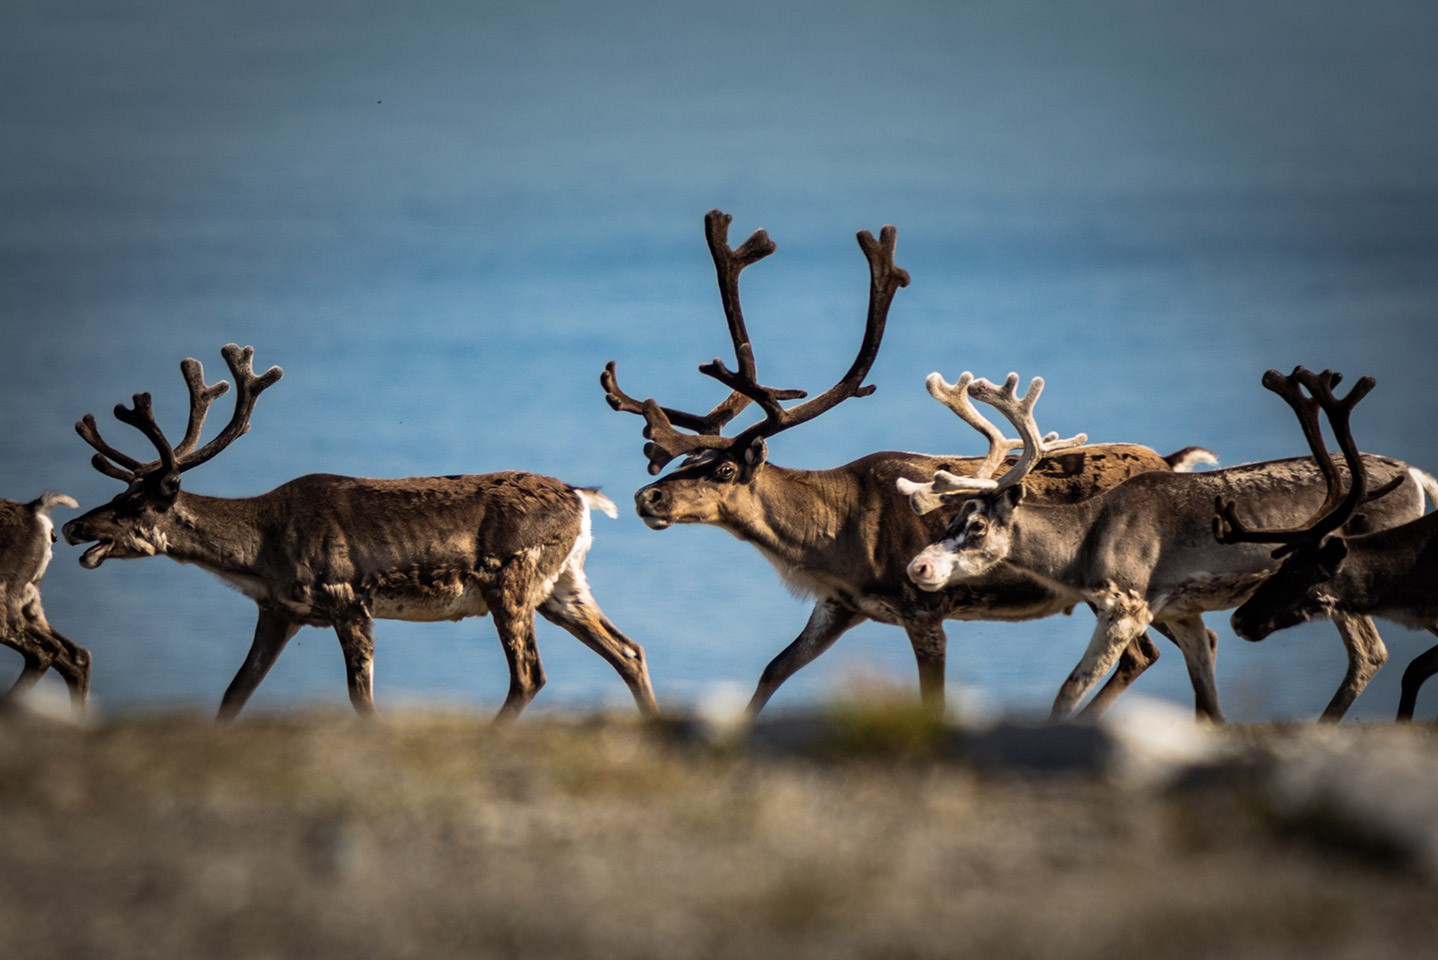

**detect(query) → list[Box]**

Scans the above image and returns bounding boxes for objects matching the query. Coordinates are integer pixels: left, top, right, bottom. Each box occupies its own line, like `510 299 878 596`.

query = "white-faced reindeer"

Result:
1 492 90 713
904 369 1431 721
602 209 1213 717
63 344 657 722
1216 368 1438 721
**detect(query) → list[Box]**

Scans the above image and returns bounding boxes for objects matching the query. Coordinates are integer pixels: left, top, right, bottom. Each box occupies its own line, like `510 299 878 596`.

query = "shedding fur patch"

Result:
1093 584 1152 633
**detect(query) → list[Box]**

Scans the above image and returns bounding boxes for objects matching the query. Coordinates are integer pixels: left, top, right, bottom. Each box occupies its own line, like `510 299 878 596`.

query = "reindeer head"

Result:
63 344 282 567
904 373 1085 591
1229 536 1350 641
602 210 908 530
1216 367 1372 641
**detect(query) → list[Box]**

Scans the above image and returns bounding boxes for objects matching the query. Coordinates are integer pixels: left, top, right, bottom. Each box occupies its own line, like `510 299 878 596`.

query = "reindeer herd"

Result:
4 209 1437 726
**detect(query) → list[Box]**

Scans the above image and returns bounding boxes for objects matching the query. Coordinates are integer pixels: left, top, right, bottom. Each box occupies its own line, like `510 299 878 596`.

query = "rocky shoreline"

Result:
2 701 1435 959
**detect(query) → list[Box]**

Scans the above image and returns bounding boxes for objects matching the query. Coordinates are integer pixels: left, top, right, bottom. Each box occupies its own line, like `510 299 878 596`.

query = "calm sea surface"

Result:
3 1 1436 720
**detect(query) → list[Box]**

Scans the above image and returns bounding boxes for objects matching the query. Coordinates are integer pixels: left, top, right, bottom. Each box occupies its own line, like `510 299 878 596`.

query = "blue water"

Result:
3 0 1436 720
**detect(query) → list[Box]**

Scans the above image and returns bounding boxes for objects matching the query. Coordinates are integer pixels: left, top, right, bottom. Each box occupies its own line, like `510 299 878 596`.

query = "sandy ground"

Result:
1 705 1435 960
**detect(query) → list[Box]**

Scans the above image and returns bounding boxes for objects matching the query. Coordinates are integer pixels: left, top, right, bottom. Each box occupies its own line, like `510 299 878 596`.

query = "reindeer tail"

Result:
575 487 619 519
29 491 78 517
1164 446 1219 472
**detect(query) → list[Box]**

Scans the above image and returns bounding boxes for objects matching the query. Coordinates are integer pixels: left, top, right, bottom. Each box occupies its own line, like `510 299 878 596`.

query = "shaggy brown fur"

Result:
0 492 89 712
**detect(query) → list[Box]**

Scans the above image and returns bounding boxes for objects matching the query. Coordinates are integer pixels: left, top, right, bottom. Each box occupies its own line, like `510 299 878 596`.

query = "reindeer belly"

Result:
370 584 491 622
365 564 494 622
1149 571 1272 618
277 561 498 625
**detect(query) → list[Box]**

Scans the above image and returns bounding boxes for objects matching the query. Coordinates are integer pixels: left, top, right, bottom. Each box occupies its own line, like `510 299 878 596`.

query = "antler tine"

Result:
785 224 909 416
925 371 1024 478
111 391 180 477
174 357 231 456
76 387 182 483
705 209 775 386
968 373 1087 491
696 210 806 423
1213 367 1375 554
1259 368 1343 514
717 223 909 452
1292 367 1373 545
172 344 283 473
600 362 737 433
605 215 907 471
601 210 788 473
75 345 281 484
75 412 145 480
598 363 738 474
894 370 1022 514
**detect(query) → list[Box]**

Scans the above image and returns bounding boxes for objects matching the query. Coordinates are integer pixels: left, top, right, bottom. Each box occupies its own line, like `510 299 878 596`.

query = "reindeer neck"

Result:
723 464 858 566
1005 497 1103 587
162 491 268 576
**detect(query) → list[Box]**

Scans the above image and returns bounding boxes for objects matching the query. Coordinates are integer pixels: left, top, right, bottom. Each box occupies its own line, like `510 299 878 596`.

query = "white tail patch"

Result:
575 488 619 519
32 491 78 517
1167 447 1219 473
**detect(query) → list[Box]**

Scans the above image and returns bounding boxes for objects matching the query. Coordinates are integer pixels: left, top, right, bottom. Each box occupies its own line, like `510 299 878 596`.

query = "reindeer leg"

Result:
539 566 657 717
22 598 91 713
1 592 49 701
1160 615 1225 723
28 626 91 714
489 598 545 722
2 644 48 701
747 599 864 717
217 607 300 723
1052 591 1152 720
902 622 949 716
333 618 379 718
1078 629 1163 719
1396 629 1438 722
1322 611 1388 722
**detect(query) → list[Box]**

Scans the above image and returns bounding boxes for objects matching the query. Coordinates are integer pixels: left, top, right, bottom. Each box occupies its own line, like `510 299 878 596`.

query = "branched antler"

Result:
77 343 284 484
897 371 1022 513
968 373 1088 491
898 371 1086 512
1214 367 1373 555
603 210 907 474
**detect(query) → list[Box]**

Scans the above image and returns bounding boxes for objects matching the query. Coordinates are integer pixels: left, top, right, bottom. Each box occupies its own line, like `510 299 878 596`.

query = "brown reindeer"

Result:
63 344 657 721
1217 367 1438 721
602 209 1212 717
1 492 89 713
903 369 1429 721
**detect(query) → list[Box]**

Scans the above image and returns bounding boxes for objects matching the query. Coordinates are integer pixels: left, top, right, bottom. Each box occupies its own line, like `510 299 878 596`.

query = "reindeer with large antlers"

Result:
904 368 1432 721
604 210 1213 717
64 344 657 721
1 491 89 713
1218 368 1438 721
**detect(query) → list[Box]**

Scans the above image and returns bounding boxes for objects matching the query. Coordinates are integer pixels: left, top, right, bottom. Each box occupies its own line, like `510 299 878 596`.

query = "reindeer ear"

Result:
743 437 768 468
992 483 1026 518
894 478 949 516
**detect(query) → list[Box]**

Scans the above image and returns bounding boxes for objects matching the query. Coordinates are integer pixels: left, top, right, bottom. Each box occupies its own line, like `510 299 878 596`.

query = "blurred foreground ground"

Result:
2 704 1436 960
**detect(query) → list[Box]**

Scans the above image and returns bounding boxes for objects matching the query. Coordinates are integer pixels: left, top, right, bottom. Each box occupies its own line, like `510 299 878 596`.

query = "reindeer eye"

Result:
714 462 737 481
968 517 988 538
